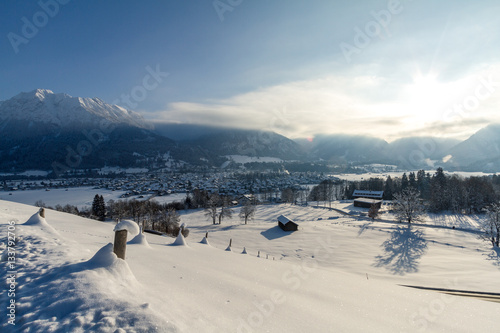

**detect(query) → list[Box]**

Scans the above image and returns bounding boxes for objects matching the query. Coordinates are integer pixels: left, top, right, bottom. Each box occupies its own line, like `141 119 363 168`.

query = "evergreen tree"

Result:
383 176 394 200
408 172 417 189
401 173 409 191
91 194 106 221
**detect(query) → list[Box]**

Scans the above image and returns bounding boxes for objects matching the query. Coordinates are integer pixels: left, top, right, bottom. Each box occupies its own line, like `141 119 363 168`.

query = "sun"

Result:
405 71 445 124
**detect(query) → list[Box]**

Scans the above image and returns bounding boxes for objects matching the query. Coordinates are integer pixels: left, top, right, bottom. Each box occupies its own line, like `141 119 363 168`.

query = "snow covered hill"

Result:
1 200 499 332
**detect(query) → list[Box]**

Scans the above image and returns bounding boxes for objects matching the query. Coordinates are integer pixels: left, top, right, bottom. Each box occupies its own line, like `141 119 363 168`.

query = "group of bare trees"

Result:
106 198 187 237
203 192 256 225
204 193 232 225
308 179 344 207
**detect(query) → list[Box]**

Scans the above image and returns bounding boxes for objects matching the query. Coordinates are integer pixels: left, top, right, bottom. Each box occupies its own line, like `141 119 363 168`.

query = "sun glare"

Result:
406 71 445 124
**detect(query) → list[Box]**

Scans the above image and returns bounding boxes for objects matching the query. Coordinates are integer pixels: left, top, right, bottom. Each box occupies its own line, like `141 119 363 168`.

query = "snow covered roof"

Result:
278 215 293 224
352 190 384 199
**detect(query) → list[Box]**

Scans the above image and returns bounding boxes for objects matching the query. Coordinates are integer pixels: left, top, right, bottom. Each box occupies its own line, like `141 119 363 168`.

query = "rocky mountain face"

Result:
0 90 177 173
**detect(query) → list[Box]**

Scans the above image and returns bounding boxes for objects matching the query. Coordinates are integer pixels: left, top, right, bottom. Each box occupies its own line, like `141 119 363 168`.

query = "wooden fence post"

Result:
39 208 45 218
113 229 128 260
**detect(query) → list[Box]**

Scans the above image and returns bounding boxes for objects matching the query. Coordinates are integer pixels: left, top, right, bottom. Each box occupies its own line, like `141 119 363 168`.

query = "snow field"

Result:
0 200 499 332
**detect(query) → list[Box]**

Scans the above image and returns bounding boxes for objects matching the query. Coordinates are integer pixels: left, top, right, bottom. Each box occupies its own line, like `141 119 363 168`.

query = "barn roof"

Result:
278 215 293 224
352 190 384 199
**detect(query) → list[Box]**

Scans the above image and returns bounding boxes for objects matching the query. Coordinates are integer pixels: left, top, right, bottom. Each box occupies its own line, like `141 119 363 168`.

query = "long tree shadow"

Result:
486 247 500 267
374 226 428 275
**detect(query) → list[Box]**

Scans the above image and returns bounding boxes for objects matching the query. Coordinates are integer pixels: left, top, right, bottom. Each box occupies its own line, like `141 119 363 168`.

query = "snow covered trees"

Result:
481 203 500 247
393 188 425 224
239 201 256 224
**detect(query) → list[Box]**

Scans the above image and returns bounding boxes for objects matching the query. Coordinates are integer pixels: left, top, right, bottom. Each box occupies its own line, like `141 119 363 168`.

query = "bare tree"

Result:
368 203 380 221
239 201 256 224
393 188 425 224
481 203 500 247
218 196 232 224
205 193 220 225
161 208 181 235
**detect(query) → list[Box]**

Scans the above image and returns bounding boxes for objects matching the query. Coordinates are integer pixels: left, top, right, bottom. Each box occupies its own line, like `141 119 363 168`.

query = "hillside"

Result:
446 124 500 172
1 200 499 332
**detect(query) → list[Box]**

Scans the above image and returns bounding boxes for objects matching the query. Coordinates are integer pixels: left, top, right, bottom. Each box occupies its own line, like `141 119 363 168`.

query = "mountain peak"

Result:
1 89 151 130
33 88 54 99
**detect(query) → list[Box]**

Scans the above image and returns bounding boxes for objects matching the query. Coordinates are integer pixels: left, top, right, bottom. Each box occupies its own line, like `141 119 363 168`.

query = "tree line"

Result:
337 168 498 213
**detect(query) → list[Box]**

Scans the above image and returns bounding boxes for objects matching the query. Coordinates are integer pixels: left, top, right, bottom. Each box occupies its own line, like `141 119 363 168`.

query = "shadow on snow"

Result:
486 247 500 268
260 225 295 241
373 226 428 275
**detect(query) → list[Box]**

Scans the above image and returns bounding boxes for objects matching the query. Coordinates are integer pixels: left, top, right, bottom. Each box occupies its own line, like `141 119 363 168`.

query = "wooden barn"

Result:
353 190 383 209
278 215 299 231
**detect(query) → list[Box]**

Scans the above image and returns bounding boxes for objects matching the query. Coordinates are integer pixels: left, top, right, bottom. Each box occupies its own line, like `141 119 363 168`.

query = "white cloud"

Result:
149 64 500 141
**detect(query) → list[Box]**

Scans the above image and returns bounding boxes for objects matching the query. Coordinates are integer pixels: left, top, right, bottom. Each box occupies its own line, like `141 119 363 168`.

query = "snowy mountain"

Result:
300 134 390 164
187 128 304 161
387 137 461 169
0 89 151 134
2 89 500 172
0 89 179 172
446 124 500 171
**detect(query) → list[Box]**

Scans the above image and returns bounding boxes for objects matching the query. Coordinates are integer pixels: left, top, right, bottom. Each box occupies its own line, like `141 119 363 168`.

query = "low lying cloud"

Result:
149 64 500 141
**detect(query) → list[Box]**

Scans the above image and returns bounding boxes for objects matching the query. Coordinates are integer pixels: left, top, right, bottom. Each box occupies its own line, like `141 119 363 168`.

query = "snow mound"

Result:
84 243 138 286
171 224 188 246
128 228 151 247
242 247 247 254
200 236 210 245
113 219 140 237
23 209 59 234
86 243 119 267
172 231 188 246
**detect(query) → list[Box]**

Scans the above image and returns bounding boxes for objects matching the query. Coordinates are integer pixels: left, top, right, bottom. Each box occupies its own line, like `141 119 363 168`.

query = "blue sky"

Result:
1 0 499 141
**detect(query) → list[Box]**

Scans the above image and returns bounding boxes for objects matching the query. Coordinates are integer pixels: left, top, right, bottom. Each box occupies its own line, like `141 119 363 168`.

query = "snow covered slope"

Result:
1 200 499 332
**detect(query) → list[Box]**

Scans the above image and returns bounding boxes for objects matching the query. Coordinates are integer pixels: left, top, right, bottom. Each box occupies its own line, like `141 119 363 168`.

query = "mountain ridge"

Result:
1 89 499 173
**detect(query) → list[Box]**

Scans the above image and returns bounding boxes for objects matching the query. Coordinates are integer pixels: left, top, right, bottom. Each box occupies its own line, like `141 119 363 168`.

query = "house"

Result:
353 190 384 209
278 215 299 231
239 194 257 205
353 197 382 209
